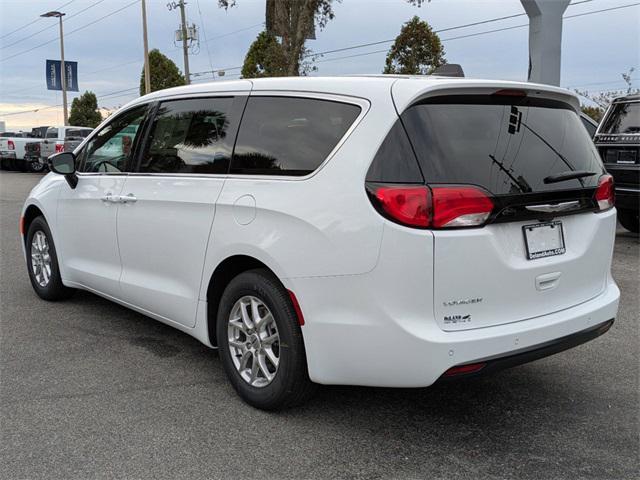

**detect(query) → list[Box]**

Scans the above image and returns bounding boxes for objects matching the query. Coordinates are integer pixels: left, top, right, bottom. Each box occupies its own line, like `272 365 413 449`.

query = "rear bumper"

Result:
438 318 614 381
0 151 17 160
290 275 620 388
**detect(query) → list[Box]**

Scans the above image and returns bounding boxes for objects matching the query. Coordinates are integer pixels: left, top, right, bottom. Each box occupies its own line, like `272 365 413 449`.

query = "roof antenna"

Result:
432 64 465 78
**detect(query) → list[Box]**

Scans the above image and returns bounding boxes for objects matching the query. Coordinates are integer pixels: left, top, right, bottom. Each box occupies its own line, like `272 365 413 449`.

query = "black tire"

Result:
28 159 45 173
216 269 315 410
618 209 639 235
25 216 74 301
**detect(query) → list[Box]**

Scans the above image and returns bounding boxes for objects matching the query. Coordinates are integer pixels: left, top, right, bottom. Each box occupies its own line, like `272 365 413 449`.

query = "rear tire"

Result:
618 209 639 235
28 159 45 173
216 269 315 410
25 216 74 301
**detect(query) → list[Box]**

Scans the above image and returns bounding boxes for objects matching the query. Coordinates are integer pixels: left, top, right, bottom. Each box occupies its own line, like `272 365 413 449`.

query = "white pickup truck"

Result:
40 126 93 161
0 125 92 172
0 128 49 172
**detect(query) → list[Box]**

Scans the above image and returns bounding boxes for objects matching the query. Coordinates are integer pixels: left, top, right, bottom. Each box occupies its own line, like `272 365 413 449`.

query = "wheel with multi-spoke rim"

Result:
25 216 74 301
217 269 315 410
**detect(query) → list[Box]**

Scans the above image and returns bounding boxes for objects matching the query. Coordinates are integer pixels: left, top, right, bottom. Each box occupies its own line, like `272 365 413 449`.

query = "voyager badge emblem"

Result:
443 297 483 307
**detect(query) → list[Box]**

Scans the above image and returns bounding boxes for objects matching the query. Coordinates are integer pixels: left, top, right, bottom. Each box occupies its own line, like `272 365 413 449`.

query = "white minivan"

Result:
20 76 619 409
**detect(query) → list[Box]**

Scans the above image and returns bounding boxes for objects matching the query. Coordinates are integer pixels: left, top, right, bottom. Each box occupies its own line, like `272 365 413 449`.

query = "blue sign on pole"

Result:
45 60 79 92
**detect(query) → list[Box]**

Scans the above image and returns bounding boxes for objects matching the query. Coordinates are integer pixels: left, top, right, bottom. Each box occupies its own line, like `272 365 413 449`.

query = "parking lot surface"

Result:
1 171 638 480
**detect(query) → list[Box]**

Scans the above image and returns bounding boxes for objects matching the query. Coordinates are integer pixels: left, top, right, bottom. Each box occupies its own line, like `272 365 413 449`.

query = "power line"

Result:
0 0 76 40
0 87 140 117
1 0 108 50
0 0 141 64
204 22 265 44
308 2 639 64
196 0 216 80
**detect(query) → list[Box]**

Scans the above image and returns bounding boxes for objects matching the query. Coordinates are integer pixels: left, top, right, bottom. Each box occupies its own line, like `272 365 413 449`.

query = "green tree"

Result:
581 105 604 122
68 91 102 128
219 0 336 76
384 16 445 75
140 49 185 95
576 67 639 122
241 31 288 78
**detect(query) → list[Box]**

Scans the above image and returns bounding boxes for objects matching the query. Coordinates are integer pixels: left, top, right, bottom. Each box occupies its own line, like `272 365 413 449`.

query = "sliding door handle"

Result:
100 193 119 203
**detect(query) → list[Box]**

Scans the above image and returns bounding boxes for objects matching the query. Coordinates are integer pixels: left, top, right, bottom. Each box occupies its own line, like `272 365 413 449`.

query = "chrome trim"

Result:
524 201 581 213
615 187 640 193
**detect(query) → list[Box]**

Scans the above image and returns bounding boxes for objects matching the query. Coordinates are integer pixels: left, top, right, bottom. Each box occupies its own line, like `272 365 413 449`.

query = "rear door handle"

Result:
120 193 137 204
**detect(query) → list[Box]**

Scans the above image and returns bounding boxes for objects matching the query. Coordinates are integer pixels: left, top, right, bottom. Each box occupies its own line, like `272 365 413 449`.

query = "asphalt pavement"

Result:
1 171 638 480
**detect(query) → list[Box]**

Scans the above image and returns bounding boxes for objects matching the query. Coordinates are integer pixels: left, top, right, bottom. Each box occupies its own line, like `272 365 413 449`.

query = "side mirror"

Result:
48 152 78 189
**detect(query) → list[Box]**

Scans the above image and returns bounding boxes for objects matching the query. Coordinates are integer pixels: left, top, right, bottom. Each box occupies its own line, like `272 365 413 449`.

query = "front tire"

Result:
217 269 315 410
618 209 639 235
25 216 74 301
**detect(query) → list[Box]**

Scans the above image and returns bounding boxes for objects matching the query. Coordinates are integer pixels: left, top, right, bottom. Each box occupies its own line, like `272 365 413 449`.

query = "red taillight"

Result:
373 185 430 228
594 174 614 211
8 140 15 150
443 362 486 377
55 143 65 153
367 184 494 229
431 186 494 228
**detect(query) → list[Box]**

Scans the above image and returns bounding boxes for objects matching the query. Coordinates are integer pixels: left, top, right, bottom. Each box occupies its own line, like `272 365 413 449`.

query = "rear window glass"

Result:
231 96 361 176
66 129 92 138
46 129 58 138
402 96 604 194
600 101 640 134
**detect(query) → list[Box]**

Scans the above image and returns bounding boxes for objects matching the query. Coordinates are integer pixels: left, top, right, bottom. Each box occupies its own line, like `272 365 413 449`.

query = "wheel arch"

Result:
21 203 46 246
206 254 282 347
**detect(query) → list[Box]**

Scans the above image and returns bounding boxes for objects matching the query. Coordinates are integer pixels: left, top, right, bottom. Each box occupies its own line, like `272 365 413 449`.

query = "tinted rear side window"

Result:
139 97 241 174
366 120 423 183
231 96 361 176
600 101 640 134
402 96 604 194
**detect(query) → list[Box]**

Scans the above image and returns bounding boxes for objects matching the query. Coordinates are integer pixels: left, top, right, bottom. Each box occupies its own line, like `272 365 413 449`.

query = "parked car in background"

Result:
40 126 93 163
580 112 599 138
0 126 51 171
21 77 619 409
595 94 640 234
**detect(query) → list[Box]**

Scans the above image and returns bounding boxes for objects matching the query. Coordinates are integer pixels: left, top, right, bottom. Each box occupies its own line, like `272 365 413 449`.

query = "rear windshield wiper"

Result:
543 170 597 184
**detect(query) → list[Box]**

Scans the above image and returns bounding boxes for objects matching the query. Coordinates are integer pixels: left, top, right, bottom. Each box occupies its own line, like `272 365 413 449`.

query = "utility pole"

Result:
141 0 151 94
178 0 191 84
41 11 68 125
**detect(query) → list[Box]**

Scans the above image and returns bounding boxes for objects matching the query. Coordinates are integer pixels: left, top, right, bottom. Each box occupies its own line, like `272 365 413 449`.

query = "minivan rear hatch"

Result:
397 88 614 331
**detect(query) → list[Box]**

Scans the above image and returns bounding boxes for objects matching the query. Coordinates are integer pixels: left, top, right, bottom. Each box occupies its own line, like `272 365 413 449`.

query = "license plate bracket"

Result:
523 221 566 260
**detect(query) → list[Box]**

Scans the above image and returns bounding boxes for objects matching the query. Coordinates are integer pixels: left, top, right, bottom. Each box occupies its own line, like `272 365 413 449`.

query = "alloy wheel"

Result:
30 230 52 287
227 295 280 388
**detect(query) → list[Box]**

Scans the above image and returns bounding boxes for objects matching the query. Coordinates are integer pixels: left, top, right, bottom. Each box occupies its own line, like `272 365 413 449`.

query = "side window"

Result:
366 120 424 183
138 97 237 174
79 105 148 173
231 96 361 176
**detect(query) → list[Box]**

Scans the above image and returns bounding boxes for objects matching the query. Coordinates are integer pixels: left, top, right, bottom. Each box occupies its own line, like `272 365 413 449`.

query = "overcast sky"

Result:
1 0 638 129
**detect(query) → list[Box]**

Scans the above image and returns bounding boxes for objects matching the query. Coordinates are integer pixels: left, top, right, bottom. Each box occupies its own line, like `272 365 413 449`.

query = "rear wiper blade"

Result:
543 170 597 184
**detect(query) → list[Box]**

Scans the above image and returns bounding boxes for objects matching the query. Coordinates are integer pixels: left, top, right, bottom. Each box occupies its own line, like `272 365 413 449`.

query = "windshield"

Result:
401 95 604 194
600 101 640 134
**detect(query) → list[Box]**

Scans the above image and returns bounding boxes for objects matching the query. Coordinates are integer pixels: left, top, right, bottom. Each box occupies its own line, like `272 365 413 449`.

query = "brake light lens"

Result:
372 185 430 228
8 140 15 150
367 184 494 229
55 143 65 153
594 174 614 211
431 186 494 228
